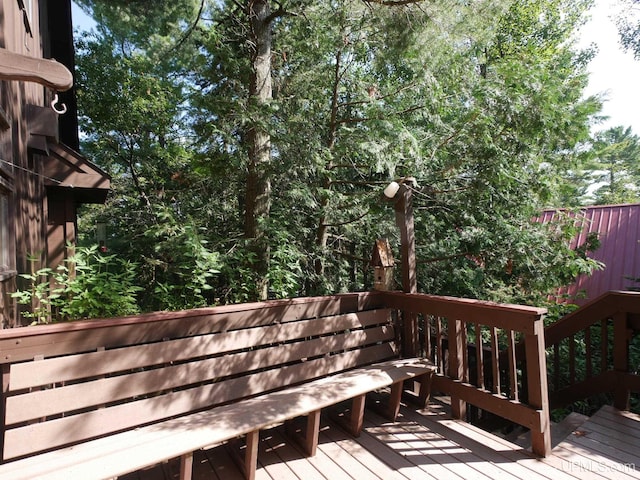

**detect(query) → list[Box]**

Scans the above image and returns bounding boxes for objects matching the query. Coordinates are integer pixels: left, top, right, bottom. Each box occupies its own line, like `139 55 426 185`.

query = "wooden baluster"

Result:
553 343 560 391
601 318 608 374
462 323 469 383
507 330 518 401
449 318 466 420
475 324 485 390
569 335 576 385
585 326 592 379
490 327 501 396
436 316 443 373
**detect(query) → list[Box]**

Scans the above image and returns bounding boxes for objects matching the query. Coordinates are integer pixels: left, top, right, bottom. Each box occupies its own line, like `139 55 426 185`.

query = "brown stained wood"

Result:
6 327 395 424
475 324 485 390
549 371 618 410
0 364 9 459
3 344 400 459
381 291 546 335
544 291 640 346
433 376 542 431
417 371 434 408
0 357 434 476
449 319 466 420
8 310 392 390
462 323 469 383
0 48 73 91
304 410 321 456
0 293 385 363
435 317 443 373
387 382 403 421
569 334 576 384
245 431 259 480
349 394 366 437
394 184 417 296
179 452 193 480
523 320 551 457
490 327 501 396
613 312 631 410
553 343 560 392
507 330 518 402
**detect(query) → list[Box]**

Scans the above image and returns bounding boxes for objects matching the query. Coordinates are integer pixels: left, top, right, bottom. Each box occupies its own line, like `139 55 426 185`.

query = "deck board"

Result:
118 402 640 480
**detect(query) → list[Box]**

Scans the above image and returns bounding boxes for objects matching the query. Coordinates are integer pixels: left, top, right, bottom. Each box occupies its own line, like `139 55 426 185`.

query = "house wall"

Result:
0 0 56 327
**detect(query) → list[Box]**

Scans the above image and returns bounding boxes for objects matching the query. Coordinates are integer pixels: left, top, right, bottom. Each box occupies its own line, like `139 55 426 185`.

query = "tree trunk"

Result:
314 49 342 283
245 0 272 300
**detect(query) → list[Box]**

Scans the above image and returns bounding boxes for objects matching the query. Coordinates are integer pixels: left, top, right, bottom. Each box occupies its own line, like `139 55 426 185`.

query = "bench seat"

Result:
0 296 435 480
0 357 434 480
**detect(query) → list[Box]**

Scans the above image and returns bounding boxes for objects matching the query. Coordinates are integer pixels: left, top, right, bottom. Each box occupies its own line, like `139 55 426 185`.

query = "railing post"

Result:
394 184 418 357
524 317 551 457
0 364 9 462
613 312 631 411
449 318 467 420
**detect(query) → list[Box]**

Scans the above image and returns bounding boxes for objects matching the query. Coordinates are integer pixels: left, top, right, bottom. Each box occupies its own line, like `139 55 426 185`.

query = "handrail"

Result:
544 290 640 411
381 291 551 457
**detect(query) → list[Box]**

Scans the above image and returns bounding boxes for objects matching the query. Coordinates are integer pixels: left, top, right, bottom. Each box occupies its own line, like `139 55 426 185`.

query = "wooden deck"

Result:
119 399 640 480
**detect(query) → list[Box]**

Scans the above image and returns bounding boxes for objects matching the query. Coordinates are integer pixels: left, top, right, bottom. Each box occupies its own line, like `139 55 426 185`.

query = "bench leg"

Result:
388 381 403 421
417 372 434 408
349 394 366 437
244 430 259 480
179 452 193 480
304 409 321 456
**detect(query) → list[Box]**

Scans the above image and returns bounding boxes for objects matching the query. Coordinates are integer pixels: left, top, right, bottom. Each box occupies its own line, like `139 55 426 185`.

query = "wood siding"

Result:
0 0 110 327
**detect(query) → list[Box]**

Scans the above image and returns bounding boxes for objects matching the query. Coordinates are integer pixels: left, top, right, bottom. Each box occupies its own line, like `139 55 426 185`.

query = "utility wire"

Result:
0 158 72 187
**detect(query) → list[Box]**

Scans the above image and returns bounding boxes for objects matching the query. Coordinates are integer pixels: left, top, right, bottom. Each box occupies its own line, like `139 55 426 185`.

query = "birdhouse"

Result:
370 238 395 291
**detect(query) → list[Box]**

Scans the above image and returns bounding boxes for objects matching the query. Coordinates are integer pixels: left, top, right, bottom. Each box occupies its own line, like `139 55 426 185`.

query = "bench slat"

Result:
6 325 395 424
0 358 434 480
4 342 398 459
0 294 384 364
8 310 391 391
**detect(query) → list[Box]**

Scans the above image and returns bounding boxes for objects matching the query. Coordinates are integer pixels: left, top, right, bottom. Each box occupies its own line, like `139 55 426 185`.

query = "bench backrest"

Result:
0 294 394 461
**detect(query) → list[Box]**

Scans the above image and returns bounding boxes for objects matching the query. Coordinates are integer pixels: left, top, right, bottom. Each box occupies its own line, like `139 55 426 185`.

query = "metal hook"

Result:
51 94 67 115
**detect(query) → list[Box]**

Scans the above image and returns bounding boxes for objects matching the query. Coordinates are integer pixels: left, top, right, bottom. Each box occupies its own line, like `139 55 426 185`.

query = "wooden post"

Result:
394 184 418 357
179 452 194 480
525 317 551 457
449 318 467 420
613 312 631 411
244 430 260 480
394 184 417 294
0 364 10 462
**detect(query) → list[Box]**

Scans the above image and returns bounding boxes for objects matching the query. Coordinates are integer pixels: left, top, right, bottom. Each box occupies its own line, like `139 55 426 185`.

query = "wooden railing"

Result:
381 291 551 457
545 291 640 411
0 289 555 457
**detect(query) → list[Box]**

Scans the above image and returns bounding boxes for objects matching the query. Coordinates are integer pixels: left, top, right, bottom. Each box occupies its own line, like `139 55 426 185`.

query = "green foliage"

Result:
586 126 640 204
72 0 608 312
142 208 222 311
617 0 640 59
12 246 141 324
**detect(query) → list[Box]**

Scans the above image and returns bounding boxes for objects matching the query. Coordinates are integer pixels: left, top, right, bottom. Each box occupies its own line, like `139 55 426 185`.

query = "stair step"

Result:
506 411 590 449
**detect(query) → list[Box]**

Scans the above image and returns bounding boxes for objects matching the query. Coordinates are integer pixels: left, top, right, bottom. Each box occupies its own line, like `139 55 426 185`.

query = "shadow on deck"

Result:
122 399 640 480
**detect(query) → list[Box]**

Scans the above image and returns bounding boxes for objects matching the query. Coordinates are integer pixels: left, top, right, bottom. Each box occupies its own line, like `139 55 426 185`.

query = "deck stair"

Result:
504 411 590 450
493 404 640 475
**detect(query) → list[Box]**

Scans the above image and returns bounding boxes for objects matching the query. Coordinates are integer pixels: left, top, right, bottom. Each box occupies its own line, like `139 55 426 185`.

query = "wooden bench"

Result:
0 294 435 480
